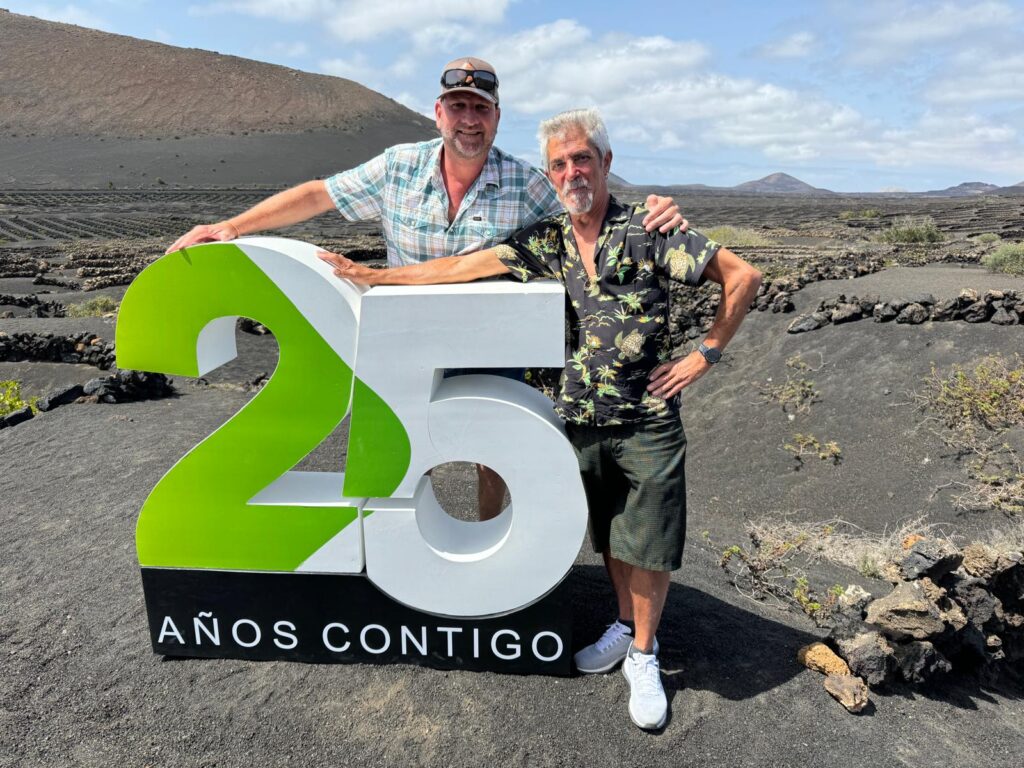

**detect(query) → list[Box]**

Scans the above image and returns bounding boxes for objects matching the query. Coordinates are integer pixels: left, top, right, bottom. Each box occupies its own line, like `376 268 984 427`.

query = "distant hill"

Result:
733 173 833 195
620 172 835 198
919 182 1002 197
0 9 436 187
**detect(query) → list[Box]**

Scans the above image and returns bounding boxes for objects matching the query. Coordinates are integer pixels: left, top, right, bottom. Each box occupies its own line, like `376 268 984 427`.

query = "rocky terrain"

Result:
3 188 1024 767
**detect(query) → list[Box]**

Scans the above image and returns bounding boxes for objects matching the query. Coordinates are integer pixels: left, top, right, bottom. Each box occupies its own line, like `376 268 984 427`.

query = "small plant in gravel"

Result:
706 517 912 624
877 216 943 244
981 243 1024 276
916 356 1024 514
0 380 38 417
785 433 842 466
758 354 822 414
972 232 1001 245
65 296 119 317
704 225 771 247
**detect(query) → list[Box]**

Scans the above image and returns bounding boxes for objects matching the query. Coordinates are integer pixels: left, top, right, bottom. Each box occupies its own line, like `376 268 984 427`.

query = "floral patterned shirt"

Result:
497 195 720 426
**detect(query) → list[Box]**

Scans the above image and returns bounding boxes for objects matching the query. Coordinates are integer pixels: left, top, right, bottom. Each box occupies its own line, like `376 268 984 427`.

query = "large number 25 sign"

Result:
115 237 588 618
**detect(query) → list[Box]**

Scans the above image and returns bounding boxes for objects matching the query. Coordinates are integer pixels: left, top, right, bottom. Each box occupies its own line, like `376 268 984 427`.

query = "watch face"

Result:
700 344 721 363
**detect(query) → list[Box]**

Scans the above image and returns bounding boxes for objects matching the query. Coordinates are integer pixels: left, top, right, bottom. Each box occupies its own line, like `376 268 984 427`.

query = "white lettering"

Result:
360 624 391 654
158 616 185 645
491 629 521 660
273 621 298 650
436 626 463 657
532 631 563 662
231 619 262 648
400 625 427 656
322 622 351 652
193 611 221 646
472 627 480 659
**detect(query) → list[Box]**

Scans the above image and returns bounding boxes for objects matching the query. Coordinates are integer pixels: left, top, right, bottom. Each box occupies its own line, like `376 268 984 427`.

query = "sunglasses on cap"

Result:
440 68 499 94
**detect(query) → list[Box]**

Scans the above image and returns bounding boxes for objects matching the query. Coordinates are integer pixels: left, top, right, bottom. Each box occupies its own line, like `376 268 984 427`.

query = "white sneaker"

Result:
622 643 668 730
575 621 660 674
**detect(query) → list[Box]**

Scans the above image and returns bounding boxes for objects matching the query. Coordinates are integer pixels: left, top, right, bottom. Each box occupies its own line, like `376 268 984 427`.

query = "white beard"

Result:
562 179 594 215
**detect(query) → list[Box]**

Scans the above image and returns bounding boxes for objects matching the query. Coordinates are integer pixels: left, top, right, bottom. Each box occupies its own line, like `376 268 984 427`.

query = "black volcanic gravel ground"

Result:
3 197 1024 767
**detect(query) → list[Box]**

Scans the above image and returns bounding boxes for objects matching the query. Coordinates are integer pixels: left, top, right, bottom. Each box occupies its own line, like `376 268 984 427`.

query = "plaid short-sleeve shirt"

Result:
325 138 562 267
498 195 721 427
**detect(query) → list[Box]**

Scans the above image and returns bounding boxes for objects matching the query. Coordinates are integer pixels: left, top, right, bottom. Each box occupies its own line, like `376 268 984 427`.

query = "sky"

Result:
7 0 1024 192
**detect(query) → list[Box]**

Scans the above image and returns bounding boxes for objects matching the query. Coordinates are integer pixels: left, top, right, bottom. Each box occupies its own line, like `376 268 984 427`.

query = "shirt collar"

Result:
421 141 502 195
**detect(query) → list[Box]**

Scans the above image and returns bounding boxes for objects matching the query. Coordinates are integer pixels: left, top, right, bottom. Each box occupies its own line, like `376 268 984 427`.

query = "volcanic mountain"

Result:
733 172 833 195
0 9 436 188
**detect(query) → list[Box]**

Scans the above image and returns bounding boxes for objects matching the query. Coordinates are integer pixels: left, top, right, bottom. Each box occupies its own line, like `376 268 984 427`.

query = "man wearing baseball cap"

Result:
167 56 687 520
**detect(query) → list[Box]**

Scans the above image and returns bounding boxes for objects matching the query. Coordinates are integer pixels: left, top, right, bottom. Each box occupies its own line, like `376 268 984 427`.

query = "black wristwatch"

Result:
698 342 721 364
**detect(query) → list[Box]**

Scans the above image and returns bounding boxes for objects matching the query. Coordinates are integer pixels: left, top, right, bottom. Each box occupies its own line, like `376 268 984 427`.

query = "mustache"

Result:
562 178 592 195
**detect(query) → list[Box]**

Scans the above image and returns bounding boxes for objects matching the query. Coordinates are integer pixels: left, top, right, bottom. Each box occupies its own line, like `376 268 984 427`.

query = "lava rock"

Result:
957 288 979 306
893 641 952 683
834 630 894 686
901 293 936 306
963 300 991 323
866 582 945 640
36 384 85 412
831 303 862 324
947 575 998 628
0 406 34 429
900 538 963 580
838 584 873 614
931 297 959 321
962 543 1001 580
896 303 928 324
787 313 827 334
799 642 852 676
990 307 1018 326
823 674 870 713
873 303 898 322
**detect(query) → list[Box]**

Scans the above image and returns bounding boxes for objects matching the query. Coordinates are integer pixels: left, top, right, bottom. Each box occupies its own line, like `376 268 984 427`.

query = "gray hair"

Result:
537 108 611 170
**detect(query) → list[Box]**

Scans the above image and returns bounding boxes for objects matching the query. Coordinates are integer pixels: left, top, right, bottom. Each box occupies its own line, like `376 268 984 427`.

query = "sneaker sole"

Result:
574 654 628 674
628 705 667 731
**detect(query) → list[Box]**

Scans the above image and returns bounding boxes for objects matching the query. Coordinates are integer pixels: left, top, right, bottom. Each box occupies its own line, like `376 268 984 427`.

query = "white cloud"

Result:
486 18 1024 183
190 0 511 41
927 50 1024 103
759 31 816 59
326 0 509 42
482 20 709 113
188 0 335 19
847 1 1018 64
408 22 477 54
23 3 112 30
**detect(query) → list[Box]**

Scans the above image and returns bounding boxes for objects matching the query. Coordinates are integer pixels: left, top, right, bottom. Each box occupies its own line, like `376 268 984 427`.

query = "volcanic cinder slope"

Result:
0 9 436 188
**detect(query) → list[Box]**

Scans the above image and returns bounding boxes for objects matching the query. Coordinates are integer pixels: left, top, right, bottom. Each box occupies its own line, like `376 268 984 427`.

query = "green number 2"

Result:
115 243 363 571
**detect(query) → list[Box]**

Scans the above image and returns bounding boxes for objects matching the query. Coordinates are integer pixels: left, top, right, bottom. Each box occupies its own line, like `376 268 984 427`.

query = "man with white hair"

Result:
167 58 685 522
320 108 762 730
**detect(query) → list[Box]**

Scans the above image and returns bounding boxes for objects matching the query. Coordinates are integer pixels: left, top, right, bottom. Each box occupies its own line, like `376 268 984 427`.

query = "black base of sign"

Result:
140 568 573 676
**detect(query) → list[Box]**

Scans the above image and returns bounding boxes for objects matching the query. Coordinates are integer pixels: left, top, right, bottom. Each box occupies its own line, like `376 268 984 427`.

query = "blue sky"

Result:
9 0 1024 191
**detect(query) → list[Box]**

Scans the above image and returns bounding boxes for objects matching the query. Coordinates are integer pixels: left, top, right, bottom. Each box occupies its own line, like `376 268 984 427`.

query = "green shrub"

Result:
878 216 943 244
704 226 770 247
0 380 37 417
982 243 1024 276
65 296 119 317
973 232 1001 245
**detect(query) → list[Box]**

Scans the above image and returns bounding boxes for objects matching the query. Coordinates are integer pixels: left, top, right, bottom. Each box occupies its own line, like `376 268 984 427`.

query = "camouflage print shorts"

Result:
566 413 687 572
